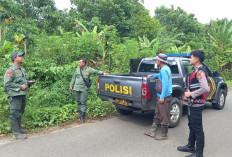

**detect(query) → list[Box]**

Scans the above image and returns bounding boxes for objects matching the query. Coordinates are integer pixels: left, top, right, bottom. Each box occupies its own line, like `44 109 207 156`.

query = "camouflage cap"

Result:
11 52 25 62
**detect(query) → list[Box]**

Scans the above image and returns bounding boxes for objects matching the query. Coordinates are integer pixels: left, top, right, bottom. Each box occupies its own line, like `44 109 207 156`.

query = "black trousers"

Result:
188 106 204 154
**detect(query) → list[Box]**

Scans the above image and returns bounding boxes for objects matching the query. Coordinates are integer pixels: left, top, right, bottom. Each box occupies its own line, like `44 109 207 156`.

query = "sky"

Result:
54 0 232 24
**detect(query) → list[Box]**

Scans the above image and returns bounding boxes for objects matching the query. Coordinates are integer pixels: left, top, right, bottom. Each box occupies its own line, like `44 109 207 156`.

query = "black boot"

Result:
76 111 81 119
18 117 28 134
177 143 195 153
144 122 160 138
80 112 85 122
178 131 195 152
155 125 168 140
11 119 27 139
185 151 204 157
187 132 204 157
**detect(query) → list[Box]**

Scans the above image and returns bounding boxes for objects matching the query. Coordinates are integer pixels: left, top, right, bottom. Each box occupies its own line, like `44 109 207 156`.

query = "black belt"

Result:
190 99 205 104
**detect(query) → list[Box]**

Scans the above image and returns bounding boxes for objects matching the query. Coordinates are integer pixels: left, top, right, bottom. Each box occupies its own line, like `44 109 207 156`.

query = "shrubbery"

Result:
0 1 231 134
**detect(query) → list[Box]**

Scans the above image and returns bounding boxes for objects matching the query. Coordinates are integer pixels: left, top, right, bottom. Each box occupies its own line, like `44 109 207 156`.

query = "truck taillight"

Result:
98 78 100 91
142 82 151 99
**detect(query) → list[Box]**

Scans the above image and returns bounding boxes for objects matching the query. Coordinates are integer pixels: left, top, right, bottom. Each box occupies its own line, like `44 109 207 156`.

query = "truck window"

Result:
130 59 142 73
182 60 193 75
138 60 179 74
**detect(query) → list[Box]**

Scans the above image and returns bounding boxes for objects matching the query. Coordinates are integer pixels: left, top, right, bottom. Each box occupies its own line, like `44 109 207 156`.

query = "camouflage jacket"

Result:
4 64 29 96
70 66 102 91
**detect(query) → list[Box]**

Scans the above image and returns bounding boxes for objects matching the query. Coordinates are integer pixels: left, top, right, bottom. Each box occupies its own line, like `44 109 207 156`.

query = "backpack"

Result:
3 67 14 93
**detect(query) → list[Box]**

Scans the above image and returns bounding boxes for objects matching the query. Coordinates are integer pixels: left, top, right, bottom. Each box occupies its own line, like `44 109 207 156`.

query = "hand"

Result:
147 75 152 77
184 90 191 97
69 87 72 93
103 72 108 76
159 98 164 103
21 85 28 91
28 81 35 85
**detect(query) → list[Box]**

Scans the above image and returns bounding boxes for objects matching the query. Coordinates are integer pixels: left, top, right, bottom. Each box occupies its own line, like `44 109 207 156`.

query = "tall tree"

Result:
154 6 206 49
133 9 161 40
0 0 22 41
71 0 146 38
209 19 232 72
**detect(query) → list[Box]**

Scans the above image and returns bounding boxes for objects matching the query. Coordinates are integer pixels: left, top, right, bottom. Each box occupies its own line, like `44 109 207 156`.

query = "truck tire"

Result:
169 97 182 128
212 89 226 110
115 104 133 115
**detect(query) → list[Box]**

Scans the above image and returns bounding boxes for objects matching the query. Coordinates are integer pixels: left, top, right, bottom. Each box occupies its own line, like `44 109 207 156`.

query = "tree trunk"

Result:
3 20 6 39
231 63 232 74
108 53 111 72
24 39 27 54
0 20 2 41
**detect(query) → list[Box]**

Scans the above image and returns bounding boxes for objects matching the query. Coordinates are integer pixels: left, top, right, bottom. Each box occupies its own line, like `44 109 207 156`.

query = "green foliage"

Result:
0 89 9 134
0 0 231 135
207 19 232 76
87 98 116 117
71 0 145 38
226 80 232 88
154 6 206 49
133 9 161 40
23 104 78 129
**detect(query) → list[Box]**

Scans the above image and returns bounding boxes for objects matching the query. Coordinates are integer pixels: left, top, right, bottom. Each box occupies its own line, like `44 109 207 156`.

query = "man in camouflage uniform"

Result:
69 58 107 122
4 52 35 139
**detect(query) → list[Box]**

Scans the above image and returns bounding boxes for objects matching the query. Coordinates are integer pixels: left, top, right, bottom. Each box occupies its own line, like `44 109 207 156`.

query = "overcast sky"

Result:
54 0 232 24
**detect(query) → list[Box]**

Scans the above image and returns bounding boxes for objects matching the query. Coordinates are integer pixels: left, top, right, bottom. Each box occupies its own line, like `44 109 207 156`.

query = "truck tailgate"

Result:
99 75 143 101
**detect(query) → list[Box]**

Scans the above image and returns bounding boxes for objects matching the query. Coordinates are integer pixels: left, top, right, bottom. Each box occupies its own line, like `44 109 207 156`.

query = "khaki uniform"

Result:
4 64 29 137
70 66 102 112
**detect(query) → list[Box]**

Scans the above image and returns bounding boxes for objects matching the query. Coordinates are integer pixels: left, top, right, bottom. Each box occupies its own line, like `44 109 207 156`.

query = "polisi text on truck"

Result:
105 83 132 95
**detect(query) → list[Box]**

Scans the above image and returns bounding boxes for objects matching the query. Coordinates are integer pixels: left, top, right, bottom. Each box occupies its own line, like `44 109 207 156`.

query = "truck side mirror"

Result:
212 71 219 77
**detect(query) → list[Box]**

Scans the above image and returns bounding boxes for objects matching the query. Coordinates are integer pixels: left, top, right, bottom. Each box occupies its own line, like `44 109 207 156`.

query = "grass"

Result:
226 80 232 88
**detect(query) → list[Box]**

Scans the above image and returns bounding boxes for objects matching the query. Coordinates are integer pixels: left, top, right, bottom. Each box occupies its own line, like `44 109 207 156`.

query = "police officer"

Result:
4 52 35 139
177 50 209 157
145 53 172 140
69 58 108 122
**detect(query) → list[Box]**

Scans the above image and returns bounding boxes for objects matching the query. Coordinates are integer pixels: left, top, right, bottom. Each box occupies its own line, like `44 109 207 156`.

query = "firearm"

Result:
184 74 191 115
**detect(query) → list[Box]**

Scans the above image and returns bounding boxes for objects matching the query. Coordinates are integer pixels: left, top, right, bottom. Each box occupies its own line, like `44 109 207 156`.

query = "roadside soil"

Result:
0 112 119 146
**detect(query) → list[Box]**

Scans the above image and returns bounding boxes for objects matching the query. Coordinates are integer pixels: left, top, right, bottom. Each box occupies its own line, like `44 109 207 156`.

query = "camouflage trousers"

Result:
75 90 88 112
8 95 26 121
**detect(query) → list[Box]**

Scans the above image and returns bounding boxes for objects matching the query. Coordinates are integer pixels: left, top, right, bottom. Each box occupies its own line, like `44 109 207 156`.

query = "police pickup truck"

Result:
98 53 228 127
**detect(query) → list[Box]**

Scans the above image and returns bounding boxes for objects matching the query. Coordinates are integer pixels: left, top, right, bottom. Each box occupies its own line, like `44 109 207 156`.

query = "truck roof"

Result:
142 56 189 61
143 53 191 61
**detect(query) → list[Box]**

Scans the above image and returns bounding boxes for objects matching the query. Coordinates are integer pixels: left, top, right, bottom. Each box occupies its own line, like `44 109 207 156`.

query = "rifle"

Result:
184 74 191 116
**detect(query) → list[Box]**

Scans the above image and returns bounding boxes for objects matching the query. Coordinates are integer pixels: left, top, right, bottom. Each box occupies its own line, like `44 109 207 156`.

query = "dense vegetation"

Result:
0 0 232 134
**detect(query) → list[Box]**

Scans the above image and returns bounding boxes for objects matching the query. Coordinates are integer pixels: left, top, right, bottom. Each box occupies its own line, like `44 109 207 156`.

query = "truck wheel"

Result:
169 97 182 128
115 105 133 115
212 89 226 110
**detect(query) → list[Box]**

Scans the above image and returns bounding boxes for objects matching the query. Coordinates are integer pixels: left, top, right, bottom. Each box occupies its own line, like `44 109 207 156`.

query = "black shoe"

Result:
76 112 81 119
185 152 203 157
80 112 85 122
177 144 195 153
